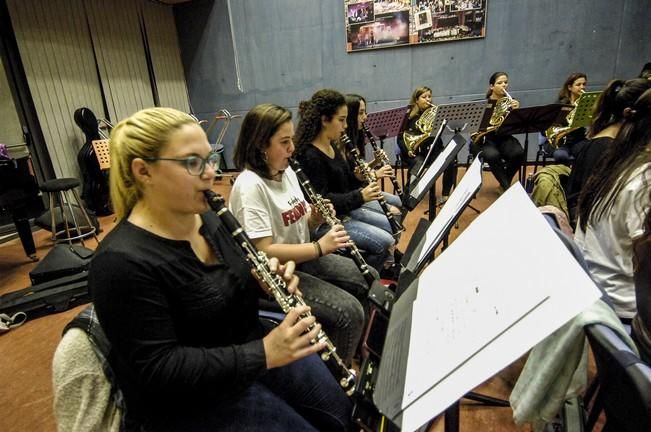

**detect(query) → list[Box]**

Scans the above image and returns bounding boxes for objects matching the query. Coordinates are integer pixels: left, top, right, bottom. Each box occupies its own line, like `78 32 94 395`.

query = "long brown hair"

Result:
294 89 346 151
408 86 432 119
233 104 292 179
590 78 651 137
558 72 587 103
578 88 651 231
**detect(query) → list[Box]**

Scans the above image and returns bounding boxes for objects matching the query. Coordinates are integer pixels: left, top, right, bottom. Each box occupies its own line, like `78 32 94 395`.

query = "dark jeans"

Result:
472 134 524 190
258 254 366 365
146 354 353 431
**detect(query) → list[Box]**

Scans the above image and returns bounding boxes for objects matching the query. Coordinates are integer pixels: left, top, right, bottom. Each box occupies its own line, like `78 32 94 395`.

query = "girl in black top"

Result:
470 72 524 192
546 72 588 165
91 107 352 431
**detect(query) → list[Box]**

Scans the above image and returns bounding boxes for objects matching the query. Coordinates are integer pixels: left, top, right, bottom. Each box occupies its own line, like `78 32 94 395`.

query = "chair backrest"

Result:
92 139 111 170
585 323 651 432
52 304 125 431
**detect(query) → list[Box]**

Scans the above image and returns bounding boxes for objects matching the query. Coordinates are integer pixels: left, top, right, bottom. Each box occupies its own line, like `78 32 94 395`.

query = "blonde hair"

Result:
109 107 197 220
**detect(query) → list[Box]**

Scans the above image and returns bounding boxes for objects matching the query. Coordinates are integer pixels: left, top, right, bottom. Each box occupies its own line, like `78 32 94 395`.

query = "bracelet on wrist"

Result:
312 240 323 258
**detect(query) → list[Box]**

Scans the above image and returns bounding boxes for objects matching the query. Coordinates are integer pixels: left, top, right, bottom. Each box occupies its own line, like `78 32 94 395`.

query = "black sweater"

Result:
90 212 266 424
296 143 365 215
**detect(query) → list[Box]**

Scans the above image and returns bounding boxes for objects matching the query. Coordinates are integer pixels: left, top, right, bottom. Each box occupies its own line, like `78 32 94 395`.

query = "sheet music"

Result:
397 185 602 431
409 134 465 200
413 156 482 269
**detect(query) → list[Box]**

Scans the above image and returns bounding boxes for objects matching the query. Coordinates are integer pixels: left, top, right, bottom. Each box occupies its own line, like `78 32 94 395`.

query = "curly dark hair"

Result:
233 103 292 179
577 88 651 232
590 78 651 137
294 89 346 151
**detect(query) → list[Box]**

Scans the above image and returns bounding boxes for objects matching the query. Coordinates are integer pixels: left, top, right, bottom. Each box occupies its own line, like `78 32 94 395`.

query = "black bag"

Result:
29 244 93 285
0 271 89 320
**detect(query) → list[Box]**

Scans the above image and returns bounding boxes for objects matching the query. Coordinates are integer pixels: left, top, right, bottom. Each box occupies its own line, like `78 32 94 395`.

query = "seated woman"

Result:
294 89 396 271
398 86 455 201
91 107 353 431
470 72 524 192
566 78 651 226
575 88 651 322
545 72 588 165
633 204 651 364
229 103 366 364
343 93 403 221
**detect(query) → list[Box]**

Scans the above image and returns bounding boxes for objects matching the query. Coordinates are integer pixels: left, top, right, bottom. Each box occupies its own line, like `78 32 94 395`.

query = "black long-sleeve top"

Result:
90 211 266 424
296 143 365 215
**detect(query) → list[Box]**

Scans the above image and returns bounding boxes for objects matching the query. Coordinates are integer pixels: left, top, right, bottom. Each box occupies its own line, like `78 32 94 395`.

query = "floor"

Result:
0 167 601 431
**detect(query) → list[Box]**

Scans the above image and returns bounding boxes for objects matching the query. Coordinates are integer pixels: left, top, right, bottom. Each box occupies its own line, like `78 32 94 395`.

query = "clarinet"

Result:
361 125 404 202
288 158 376 288
203 190 356 395
341 134 405 238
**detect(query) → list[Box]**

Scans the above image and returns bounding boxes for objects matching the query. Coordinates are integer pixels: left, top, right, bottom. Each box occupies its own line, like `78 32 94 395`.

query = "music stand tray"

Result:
365 106 410 140
406 100 487 210
567 91 601 129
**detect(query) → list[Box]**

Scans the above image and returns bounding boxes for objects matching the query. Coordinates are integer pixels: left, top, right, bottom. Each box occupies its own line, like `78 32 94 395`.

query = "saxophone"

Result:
471 90 515 144
341 134 405 237
203 190 356 395
544 90 585 148
402 102 438 158
288 158 377 288
362 125 404 201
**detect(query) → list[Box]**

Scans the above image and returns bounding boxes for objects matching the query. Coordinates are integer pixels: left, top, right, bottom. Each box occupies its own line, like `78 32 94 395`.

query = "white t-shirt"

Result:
229 167 311 245
575 162 651 319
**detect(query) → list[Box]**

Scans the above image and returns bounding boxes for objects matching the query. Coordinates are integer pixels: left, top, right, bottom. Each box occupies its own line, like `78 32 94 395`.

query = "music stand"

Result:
365 106 411 191
495 103 571 183
567 91 601 129
405 101 487 215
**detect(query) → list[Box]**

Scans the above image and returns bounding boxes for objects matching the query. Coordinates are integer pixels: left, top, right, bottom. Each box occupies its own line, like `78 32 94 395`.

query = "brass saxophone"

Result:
471 90 515 144
402 101 438 158
288 158 377 288
203 190 356 395
544 90 584 148
341 134 405 237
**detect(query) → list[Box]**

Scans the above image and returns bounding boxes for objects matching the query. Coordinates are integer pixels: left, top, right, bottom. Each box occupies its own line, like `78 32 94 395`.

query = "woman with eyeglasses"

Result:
90 108 353 431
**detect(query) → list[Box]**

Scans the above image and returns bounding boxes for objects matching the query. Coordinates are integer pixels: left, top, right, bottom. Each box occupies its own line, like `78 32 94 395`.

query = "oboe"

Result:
341 134 405 237
362 125 404 201
203 190 356 395
288 158 376 288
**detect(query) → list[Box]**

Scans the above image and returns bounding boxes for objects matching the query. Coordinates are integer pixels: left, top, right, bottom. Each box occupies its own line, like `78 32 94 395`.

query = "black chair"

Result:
584 323 651 432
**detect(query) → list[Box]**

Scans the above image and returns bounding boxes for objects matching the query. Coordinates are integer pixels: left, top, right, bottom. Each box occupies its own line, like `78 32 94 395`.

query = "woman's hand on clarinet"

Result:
318 224 350 255
374 165 394 179
308 199 336 225
361 183 383 202
263 305 325 369
266 258 302 297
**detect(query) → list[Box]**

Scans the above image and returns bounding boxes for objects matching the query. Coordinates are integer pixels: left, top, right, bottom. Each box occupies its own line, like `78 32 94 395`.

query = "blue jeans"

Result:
316 218 394 271
147 354 353 431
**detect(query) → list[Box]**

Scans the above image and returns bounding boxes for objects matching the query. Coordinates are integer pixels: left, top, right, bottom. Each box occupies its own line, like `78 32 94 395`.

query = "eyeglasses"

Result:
143 152 221 176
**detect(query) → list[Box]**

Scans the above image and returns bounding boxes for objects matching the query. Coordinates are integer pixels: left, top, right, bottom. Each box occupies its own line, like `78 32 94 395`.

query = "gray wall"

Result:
176 0 651 165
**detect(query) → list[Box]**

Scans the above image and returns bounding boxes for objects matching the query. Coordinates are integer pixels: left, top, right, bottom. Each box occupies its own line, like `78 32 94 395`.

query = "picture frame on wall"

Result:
345 0 488 52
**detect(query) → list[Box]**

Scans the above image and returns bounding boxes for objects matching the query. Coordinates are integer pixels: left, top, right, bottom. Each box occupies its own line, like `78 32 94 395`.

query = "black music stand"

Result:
495 103 571 183
405 101 487 219
365 106 410 191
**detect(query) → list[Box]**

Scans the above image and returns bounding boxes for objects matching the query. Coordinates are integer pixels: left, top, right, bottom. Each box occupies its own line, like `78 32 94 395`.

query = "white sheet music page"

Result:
399 184 601 432
416 156 483 267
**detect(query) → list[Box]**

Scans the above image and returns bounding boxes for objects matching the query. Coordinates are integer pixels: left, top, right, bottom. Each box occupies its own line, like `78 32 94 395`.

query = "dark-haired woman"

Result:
470 72 524 192
575 88 651 321
344 93 403 221
229 103 367 366
294 89 395 271
566 78 651 226
398 86 456 201
90 108 353 431
632 205 651 364
546 72 588 165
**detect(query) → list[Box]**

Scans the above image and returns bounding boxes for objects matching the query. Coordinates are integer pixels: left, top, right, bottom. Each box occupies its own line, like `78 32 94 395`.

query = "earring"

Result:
262 152 268 162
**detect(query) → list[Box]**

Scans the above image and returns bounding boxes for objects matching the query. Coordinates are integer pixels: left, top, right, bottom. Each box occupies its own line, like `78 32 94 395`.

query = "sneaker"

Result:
436 195 448 206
